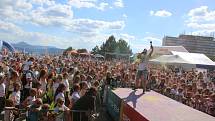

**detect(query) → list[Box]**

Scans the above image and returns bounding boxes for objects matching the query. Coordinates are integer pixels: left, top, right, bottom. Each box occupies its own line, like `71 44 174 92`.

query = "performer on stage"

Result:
135 41 153 93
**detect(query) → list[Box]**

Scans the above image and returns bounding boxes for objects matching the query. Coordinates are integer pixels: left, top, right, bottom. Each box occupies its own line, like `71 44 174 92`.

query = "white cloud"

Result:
0 23 108 50
0 0 32 10
114 0 124 8
187 22 215 31
30 3 73 26
68 0 96 8
187 6 215 22
131 36 162 53
31 0 55 6
97 2 109 11
0 20 69 48
0 0 126 50
66 19 125 36
143 36 162 43
0 0 32 21
150 10 172 17
44 4 73 17
120 33 135 41
122 14 127 18
186 6 215 36
0 6 29 21
68 0 109 11
0 20 22 34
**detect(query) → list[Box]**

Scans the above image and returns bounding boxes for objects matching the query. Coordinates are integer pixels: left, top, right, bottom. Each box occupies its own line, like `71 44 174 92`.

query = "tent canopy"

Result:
171 51 215 66
151 46 188 57
150 51 215 69
150 55 190 64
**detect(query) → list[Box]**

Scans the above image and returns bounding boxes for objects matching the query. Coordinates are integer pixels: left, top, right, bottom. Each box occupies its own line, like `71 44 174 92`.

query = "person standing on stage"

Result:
135 41 153 93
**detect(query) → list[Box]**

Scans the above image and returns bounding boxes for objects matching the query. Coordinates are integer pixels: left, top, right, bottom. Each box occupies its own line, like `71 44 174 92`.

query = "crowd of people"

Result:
0 52 214 121
0 54 121 121
150 68 215 116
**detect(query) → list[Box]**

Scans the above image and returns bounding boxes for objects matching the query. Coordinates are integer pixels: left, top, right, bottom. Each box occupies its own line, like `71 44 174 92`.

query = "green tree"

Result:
117 39 132 54
100 35 117 59
92 35 132 60
91 45 100 54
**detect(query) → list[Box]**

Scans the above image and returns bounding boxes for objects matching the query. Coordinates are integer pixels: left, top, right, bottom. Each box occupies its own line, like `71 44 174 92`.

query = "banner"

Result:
107 88 121 121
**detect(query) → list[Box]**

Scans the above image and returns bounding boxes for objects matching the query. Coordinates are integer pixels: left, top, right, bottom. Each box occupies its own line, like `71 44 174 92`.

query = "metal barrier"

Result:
106 87 121 121
3 107 96 121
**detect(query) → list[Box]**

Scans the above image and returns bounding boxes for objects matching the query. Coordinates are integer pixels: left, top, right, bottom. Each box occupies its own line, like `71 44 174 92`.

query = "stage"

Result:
111 88 215 121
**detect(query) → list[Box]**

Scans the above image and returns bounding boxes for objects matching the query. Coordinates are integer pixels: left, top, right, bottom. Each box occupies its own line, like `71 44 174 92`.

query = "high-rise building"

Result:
162 35 215 57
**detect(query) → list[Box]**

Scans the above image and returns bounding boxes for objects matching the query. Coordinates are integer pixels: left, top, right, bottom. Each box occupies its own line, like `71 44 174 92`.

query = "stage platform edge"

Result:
112 88 215 121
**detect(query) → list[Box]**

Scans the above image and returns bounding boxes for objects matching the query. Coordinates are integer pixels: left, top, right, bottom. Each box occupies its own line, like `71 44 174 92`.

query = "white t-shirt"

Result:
71 91 80 103
39 79 47 92
63 79 70 92
10 91 21 105
53 82 59 94
55 92 65 103
0 83 6 97
54 105 69 113
138 55 148 71
68 74 74 85
54 105 69 121
23 61 32 71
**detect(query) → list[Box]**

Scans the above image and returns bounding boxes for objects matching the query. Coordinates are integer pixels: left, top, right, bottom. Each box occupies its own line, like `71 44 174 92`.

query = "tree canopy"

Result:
91 35 132 59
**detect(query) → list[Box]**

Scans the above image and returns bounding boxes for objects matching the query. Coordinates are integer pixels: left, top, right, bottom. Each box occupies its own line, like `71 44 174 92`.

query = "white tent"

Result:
152 46 188 57
150 55 189 64
171 51 215 66
150 51 215 70
149 55 196 70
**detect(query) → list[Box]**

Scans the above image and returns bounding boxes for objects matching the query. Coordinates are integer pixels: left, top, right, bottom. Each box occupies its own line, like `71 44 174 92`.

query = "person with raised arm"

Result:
135 41 153 93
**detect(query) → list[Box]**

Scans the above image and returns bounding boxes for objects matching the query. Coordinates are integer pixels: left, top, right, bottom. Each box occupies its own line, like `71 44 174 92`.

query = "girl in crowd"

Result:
38 69 47 92
22 88 37 108
9 83 21 108
7 71 20 99
53 75 62 95
79 81 88 97
70 84 80 107
35 82 43 98
54 98 70 121
54 83 66 103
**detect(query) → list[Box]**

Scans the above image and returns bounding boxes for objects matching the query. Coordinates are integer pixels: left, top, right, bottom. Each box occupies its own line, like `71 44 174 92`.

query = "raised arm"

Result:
148 43 154 58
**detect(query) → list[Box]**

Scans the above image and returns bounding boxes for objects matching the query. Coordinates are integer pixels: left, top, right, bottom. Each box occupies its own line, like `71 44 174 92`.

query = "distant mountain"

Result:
12 42 64 55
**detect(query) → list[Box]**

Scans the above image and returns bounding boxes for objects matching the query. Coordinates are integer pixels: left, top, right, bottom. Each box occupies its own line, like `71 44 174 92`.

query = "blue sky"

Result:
0 0 215 53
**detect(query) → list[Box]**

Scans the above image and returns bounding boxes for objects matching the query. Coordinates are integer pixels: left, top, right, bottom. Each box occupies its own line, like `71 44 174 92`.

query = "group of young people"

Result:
0 42 214 121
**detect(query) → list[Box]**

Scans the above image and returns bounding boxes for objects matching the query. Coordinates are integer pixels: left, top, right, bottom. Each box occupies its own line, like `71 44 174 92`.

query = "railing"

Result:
3 107 97 121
